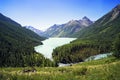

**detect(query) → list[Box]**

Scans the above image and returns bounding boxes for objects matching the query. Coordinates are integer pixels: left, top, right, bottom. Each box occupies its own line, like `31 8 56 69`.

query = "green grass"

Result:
0 56 120 80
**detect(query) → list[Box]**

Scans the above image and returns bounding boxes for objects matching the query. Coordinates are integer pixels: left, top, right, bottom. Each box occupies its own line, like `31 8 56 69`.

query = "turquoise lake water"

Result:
34 38 76 60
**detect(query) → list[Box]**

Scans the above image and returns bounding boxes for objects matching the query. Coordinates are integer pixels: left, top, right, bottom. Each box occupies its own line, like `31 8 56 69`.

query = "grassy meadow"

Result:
0 56 120 80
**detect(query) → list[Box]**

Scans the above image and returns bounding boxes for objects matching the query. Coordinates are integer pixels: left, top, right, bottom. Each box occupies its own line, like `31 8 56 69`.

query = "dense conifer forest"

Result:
52 39 112 63
0 13 56 67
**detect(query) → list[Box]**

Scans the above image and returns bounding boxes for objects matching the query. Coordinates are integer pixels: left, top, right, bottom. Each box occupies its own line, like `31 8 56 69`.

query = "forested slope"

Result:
0 13 55 67
52 4 120 64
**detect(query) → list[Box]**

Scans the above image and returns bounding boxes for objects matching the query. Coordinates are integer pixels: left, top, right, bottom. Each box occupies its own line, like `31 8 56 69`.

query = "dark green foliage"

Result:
52 5 120 64
0 13 56 67
113 34 120 58
52 39 112 63
51 5 120 64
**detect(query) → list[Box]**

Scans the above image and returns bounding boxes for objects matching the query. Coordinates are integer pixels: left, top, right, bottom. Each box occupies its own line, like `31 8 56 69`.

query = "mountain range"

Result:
24 26 45 37
27 4 120 40
43 16 93 37
0 4 120 67
25 16 93 37
52 4 120 64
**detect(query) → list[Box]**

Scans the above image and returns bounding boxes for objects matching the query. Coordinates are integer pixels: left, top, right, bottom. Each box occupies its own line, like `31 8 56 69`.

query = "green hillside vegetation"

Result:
52 4 120 64
52 39 112 63
0 4 120 80
0 13 55 67
0 57 120 80
113 34 120 58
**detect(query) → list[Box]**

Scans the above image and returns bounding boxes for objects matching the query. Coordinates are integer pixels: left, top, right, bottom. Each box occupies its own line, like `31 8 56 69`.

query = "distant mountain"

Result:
24 26 45 37
0 13 46 67
72 4 120 39
44 16 93 37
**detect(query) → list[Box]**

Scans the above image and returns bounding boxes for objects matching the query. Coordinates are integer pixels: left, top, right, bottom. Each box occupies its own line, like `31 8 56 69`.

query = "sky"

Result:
0 0 120 31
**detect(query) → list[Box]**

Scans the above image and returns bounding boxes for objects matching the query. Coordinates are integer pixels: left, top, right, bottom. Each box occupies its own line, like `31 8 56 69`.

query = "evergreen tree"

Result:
113 34 120 58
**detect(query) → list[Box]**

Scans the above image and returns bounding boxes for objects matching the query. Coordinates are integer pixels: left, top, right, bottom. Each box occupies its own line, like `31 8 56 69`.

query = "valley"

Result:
0 1 120 80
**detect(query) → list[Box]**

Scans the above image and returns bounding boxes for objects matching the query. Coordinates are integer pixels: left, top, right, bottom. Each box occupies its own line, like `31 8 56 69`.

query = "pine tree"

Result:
113 34 120 58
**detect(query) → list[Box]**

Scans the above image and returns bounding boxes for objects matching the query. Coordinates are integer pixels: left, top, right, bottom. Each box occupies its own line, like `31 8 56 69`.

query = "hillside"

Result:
0 13 45 43
44 16 93 37
52 39 112 63
0 13 55 67
72 4 120 39
0 57 120 80
52 5 120 64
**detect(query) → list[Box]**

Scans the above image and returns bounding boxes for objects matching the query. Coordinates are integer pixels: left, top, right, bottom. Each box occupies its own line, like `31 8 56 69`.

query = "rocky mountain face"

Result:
44 16 93 37
80 16 93 26
72 4 120 39
24 26 45 37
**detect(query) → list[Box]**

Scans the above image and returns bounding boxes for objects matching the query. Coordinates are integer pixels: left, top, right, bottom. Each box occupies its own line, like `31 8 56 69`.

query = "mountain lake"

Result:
34 38 76 60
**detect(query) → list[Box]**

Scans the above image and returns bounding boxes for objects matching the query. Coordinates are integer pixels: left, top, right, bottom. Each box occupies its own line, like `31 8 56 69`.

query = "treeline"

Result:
0 13 56 67
0 39 56 67
52 39 112 64
113 34 120 58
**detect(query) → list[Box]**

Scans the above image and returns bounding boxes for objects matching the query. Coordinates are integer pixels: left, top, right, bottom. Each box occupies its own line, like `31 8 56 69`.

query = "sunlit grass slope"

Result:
0 56 120 80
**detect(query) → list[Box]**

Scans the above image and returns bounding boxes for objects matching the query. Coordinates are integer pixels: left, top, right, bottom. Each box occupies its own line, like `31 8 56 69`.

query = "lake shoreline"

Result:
34 38 76 60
